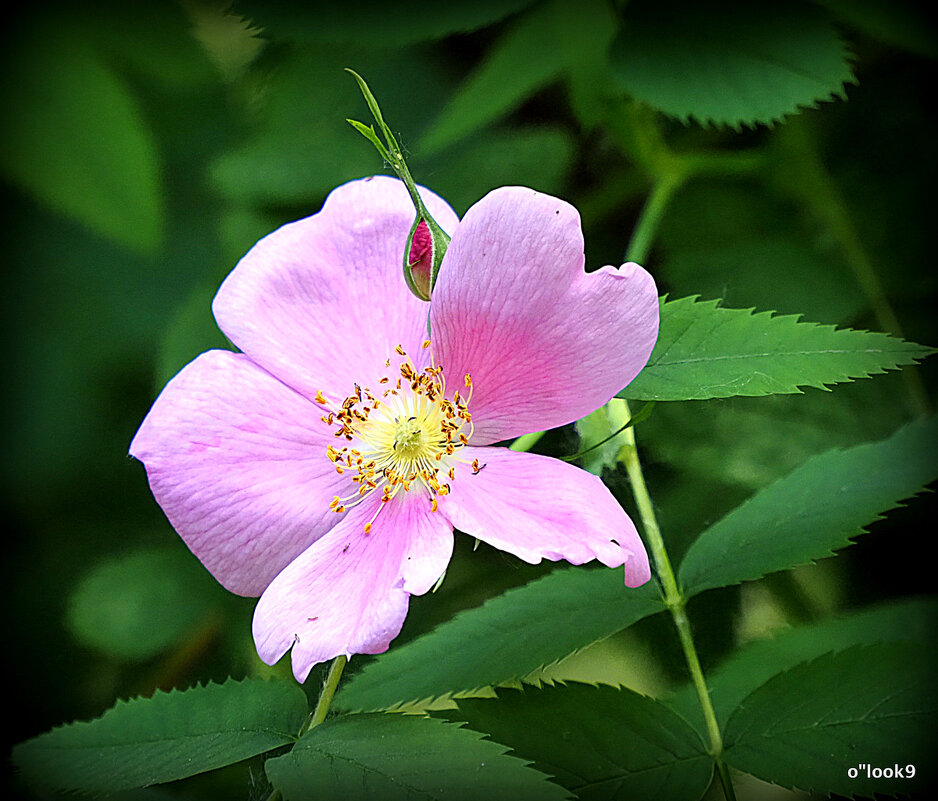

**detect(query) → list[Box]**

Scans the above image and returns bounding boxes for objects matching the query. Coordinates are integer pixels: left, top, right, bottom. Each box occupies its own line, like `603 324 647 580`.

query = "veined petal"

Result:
130 350 346 597
213 176 459 403
431 187 659 444
252 491 453 682
440 446 651 587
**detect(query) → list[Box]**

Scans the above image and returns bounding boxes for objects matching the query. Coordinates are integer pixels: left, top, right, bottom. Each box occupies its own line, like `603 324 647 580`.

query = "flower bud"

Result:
407 219 432 300
403 214 448 301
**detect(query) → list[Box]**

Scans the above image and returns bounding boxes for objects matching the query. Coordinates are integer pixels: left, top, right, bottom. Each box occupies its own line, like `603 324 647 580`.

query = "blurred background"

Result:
3 1 935 798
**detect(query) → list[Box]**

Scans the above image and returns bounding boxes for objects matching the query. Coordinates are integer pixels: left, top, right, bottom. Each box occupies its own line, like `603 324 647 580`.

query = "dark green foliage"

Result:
622 296 933 401
265 713 571 801
446 683 713 801
723 644 937 797
12 679 308 794
337 571 664 711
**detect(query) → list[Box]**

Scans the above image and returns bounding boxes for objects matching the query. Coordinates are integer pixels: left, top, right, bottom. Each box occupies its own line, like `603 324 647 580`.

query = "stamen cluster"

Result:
316 342 473 532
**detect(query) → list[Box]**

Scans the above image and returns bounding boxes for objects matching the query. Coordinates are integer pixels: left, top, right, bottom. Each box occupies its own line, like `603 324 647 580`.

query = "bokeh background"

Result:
4 1 936 798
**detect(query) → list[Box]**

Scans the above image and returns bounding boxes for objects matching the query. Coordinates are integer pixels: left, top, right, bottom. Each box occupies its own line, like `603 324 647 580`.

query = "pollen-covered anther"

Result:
322 343 474 518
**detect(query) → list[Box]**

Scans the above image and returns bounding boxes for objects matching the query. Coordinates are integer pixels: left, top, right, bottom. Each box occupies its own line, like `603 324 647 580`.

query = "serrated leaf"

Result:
609 0 854 128
67 546 222 661
12 678 308 794
266 713 571 801
234 0 538 45
447 683 712 801
724 644 937 797
620 296 933 401
1 21 164 254
678 416 938 598
667 597 938 732
336 569 664 711
419 3 563 154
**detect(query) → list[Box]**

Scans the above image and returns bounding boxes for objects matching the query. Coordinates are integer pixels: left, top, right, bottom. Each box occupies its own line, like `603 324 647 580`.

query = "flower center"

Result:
315 342 474 533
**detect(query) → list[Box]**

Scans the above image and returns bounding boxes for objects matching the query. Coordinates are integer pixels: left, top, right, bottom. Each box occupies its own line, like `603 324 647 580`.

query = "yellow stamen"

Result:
319 342 474 516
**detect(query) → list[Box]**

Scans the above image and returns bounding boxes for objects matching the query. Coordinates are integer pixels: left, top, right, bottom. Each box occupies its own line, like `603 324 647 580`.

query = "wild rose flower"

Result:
130 176 659 682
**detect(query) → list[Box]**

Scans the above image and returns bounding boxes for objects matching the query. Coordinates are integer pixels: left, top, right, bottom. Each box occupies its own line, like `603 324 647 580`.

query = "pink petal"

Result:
430 187 659 444
130 350 347 597
252 491 453 681
213 176 459 403
440 446 651 587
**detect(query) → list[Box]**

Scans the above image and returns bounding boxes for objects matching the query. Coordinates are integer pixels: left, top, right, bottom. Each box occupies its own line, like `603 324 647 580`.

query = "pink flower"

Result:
130 176 659 682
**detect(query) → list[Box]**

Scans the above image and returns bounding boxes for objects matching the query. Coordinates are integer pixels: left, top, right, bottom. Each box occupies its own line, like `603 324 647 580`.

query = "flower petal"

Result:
431 187 659 444
213 176 459 403
440 446 651 587
252 491 453 681
130 350 346 597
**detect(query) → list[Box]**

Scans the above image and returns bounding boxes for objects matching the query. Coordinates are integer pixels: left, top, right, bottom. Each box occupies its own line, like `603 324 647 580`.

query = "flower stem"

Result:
619 412 737 801
625 171 685 266
300 655 348 736
264 655 348 801
622 176 736 799
509 430 547 452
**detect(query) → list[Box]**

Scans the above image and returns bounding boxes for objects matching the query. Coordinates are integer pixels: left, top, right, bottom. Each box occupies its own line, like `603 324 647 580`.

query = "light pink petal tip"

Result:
252 492 453 682
431 186 659 444
213 176 459 404
441 447 651 587
130 350 346 597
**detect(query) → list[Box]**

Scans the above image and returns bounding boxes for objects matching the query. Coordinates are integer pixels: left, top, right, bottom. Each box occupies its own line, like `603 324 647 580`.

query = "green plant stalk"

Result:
265 655 349 801
618 416 736 801
625 171 685 265
622 174 737 800
301 654 348 736
508 430 547 452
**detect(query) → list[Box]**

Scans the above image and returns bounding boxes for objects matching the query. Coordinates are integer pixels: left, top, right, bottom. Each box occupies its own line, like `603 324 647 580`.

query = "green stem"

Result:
301 655 348 736
509 430 547 452
625 171 685 265
621 179 736 799
619 413 736 801
265 655 349 801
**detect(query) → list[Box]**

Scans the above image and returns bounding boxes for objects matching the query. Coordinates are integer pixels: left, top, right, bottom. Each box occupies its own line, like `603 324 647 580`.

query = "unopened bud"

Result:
403 213 449 301
407 219 433 300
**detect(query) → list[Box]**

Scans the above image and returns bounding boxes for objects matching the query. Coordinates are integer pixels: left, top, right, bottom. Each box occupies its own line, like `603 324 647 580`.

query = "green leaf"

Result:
620 296 934 402
667 597 938 732
67 546 222 661
12 678 308 794
678 416 938 598
336 569 664 711
724 644 937 797
235 0 539 46
609 0 854 128
419 4 564 153
0 22 164 254
265 713 571 801
447 683 712 801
